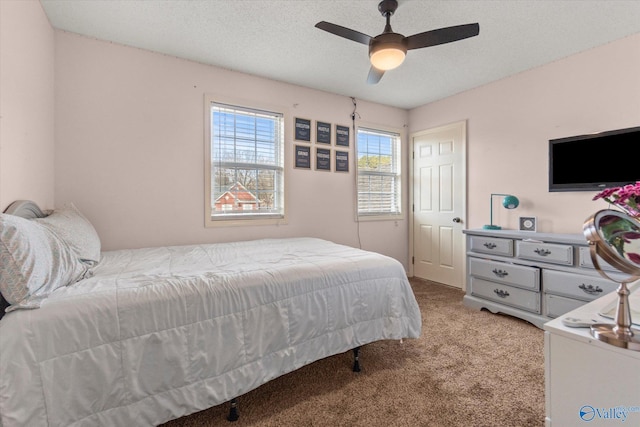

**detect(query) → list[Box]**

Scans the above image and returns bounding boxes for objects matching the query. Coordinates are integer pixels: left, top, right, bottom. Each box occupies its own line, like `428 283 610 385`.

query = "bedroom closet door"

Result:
411 121 466 289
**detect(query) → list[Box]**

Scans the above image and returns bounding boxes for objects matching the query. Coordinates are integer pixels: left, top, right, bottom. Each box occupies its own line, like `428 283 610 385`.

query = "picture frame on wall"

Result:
294 117 311 142
335 124 350 147
294 145 311 169
316 121 332 144
315 147 331 171
335 150 349 173
519 216 537 232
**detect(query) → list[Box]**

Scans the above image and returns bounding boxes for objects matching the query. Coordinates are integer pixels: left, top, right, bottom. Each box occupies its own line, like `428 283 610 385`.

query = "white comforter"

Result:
0 238 421 427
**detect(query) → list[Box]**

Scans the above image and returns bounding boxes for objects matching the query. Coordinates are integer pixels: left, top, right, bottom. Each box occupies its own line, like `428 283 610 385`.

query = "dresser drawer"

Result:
543 269 618 302
469 258 540 291
469 236 513 257
577 246 618 272
516 241 573 266
470 277 540 313
544 293 586 318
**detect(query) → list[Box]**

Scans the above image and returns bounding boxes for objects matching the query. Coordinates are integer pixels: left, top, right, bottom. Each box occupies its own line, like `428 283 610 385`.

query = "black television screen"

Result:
549 126 640 192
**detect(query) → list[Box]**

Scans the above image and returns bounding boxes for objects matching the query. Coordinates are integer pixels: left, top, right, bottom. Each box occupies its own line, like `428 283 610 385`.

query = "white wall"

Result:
54 32 411 266
410 33 640 235
0 0 55 211
5 4 638 269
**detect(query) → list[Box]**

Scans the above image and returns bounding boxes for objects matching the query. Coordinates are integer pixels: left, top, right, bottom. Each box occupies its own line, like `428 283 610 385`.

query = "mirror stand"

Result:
584 209 640 352
590 280 640 351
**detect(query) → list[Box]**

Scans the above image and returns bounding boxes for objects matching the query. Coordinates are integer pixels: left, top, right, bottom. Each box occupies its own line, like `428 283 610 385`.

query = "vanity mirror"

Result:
583 209 640 351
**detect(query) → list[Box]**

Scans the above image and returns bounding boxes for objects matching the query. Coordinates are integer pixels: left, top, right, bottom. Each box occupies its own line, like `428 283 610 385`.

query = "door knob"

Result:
453 217 461 223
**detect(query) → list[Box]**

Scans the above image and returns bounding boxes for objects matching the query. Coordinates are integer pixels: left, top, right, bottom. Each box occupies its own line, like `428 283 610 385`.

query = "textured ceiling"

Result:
40 0 640 110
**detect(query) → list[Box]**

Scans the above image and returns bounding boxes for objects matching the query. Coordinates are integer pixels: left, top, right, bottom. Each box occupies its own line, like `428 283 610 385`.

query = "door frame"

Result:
408 120 468 289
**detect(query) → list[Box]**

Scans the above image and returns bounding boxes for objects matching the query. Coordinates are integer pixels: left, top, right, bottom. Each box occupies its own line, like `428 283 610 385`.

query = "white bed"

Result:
0 201 421 427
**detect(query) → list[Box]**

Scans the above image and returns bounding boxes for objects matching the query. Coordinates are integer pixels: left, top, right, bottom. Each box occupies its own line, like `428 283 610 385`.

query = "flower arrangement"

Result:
593 181 640 218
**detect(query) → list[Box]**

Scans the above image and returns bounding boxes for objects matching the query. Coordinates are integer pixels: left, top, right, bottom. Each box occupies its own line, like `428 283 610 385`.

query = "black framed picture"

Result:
336 125 350 147
519 216 537 232
316 148 331 171
294 117 311 142
335 150 349 173
316 121 332 144
294 145 311 169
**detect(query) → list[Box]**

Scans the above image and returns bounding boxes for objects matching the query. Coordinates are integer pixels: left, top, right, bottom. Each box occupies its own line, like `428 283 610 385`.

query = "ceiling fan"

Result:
315 0 479 84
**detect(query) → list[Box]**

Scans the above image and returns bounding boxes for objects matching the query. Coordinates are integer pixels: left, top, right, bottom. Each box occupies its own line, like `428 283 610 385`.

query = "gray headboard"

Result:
1 200 49 318
4 199 48 219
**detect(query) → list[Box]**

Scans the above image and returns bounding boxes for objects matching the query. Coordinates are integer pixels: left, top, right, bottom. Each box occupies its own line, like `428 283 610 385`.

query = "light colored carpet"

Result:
161 278 545 426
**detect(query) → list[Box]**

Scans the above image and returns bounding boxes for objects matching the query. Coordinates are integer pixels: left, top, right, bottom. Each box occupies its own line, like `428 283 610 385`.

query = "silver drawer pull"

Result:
494 289 510 298
483 242 497 249
578 284 603 295
492 268 509 278
534 248 551 256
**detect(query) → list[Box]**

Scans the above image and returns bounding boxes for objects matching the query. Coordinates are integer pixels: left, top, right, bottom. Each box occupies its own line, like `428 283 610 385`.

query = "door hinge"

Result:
412 256 415 264
412 204 414 212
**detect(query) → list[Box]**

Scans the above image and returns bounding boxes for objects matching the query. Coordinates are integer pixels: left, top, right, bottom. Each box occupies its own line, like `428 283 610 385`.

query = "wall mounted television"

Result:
549 126 640 192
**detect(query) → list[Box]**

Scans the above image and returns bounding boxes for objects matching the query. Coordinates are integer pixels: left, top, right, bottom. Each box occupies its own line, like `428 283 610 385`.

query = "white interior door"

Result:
411 121 466 288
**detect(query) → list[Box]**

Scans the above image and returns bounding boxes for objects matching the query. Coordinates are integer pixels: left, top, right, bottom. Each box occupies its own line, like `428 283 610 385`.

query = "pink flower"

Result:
593 182 640 217
627 252 640 264
593 187 620 201
622 231 640 242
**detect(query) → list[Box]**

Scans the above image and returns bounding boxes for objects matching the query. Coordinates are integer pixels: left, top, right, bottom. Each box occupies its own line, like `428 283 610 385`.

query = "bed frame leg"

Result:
352 347 361 372
227 398 239 422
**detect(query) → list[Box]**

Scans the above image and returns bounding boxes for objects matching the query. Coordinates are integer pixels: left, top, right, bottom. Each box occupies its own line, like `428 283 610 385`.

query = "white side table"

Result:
544 285 640 426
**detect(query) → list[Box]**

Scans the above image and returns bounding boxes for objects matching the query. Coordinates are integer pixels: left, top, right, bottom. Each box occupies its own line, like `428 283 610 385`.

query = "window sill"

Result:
357 214 404 222
205 217 288 228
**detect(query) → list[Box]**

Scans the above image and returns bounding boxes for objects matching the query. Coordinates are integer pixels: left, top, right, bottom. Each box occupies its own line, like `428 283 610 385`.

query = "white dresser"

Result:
463 229 625 328
544 289 640 426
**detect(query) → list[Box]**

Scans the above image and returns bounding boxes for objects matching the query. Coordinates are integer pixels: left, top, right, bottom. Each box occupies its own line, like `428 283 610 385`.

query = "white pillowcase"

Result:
0 214 90 311
35 203 101 266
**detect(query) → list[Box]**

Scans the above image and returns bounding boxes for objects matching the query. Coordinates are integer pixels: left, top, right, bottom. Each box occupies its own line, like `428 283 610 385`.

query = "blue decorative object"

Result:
483 194 519 230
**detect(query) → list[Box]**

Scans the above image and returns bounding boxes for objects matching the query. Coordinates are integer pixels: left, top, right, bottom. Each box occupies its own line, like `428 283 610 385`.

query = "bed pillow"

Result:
0 214 89 311
35 203 101 266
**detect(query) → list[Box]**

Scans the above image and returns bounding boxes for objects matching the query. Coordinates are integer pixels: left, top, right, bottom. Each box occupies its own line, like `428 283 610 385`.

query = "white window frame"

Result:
204 94 288 227
356 125 403 220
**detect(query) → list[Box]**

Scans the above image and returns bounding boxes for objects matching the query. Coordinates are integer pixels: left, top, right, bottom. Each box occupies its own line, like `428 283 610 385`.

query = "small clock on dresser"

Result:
519 216 537 232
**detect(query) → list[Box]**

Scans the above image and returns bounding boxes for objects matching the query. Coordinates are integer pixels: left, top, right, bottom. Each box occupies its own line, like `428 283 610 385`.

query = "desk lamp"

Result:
483 194 519 230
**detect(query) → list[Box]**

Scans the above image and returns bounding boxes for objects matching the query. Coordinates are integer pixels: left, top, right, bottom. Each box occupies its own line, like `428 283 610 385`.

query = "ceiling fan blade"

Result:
367 66 385 85
405 23 479 50
315 21 372 45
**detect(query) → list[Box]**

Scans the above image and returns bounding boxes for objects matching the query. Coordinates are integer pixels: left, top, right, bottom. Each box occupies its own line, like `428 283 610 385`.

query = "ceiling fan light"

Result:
370 47 406 70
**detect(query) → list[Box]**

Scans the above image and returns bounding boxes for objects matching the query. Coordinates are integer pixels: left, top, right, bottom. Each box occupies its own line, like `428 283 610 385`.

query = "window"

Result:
357 127 402 217
205 97 285 225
